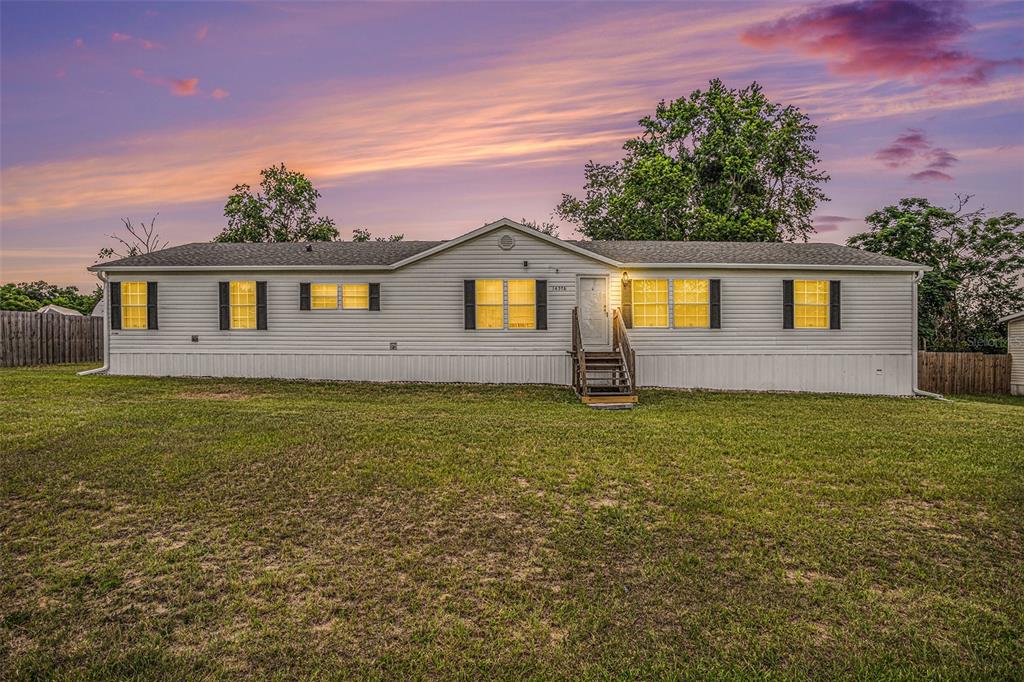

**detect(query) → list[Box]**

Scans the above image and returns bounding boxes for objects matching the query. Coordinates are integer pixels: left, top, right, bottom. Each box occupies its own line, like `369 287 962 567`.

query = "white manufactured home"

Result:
88 219 930 402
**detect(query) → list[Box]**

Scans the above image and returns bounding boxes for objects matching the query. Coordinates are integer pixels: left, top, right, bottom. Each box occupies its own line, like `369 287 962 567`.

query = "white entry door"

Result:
578 276 610 348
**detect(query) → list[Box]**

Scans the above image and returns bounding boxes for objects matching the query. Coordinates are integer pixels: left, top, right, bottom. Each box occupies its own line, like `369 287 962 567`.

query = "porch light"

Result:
621 271 630 285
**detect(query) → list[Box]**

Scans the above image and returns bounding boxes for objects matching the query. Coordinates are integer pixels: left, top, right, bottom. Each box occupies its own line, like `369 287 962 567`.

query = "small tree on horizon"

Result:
215 163 339 243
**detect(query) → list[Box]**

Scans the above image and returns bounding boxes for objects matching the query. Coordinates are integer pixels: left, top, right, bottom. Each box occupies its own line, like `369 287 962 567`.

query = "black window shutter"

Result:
219 282 230 330
299 282 311 310
782 280 794 329
535 280 547 330
464 280 476 330
256 281 268 330
829 280 841 330
146 282 158 330
709 279 721 329
369 283 380 311
621 279 633 328
110 282 122 330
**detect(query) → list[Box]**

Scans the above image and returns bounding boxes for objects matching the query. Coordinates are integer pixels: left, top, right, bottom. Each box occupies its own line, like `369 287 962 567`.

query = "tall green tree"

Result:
215 163 339 243
556 79 829 242
848 196 1024 353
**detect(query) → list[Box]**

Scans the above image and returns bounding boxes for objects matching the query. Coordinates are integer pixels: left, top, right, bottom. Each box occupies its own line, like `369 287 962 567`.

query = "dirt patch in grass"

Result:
175 390 255 400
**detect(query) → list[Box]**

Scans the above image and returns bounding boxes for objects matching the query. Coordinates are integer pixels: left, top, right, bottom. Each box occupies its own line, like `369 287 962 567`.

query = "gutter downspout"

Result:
910 270 945 400
78 272 109 376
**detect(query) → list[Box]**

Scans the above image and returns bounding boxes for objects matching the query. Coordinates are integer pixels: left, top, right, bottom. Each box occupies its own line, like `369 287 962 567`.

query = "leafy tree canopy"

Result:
215 163 339 243
556 79 829 242
351 228 404 242
1 281 102 315
520 218 560 238
848 196 1024 353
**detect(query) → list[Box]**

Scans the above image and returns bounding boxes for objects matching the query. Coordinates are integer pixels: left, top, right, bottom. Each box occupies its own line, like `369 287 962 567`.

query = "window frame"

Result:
120 281 148 330
474 279 505 330
310 283 339 310
793 279 830 330
506 279 537 331
229 280 258 330
341 282 371 311
672 278 710 329
631 278 669 329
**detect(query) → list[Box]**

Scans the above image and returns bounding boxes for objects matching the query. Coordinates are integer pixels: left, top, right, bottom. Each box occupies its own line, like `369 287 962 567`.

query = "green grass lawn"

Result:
2 365 1022 679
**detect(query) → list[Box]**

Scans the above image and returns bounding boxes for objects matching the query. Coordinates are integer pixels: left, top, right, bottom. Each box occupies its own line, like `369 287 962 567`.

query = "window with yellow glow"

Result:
121 282 148 329
794 280 829 329
311 283 338 309
632 279 668 328
230 280 257 329
475 279 504 329
673 279 709 328
507 280 536 330
342 283 369 310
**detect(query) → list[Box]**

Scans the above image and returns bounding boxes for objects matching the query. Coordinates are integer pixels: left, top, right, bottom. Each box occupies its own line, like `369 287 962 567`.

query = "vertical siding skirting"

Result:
636 353 914 396
109 352 574 385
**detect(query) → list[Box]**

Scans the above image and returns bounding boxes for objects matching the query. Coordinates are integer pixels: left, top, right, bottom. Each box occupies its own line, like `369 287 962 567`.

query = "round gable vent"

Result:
498 234 516 250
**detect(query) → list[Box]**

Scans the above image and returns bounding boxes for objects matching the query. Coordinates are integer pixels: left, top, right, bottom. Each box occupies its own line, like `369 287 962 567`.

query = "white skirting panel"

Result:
637 353 914 396
109 352 574 385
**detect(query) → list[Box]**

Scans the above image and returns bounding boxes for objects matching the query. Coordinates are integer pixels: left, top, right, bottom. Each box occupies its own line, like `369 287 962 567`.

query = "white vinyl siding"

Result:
105 228 917 394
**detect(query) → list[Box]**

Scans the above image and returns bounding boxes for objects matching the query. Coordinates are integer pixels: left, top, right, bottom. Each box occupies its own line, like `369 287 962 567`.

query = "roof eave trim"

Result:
88 264 394 272
387 218 623 269
998 311 1024 323
618 262 929 272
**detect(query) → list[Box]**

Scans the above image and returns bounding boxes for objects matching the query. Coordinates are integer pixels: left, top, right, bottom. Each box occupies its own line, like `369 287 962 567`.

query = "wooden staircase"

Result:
572 308 638 408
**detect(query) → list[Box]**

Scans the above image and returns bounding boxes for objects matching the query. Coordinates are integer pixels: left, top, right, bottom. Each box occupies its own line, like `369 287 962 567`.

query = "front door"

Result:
578 276 609 349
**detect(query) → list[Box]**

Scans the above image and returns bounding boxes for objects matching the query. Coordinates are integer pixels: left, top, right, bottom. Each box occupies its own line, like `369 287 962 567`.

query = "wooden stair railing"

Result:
612 308 637 395
571 306 587 396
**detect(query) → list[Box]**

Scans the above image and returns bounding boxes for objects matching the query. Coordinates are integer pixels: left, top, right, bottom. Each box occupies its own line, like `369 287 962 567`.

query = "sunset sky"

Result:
2 0 1022 289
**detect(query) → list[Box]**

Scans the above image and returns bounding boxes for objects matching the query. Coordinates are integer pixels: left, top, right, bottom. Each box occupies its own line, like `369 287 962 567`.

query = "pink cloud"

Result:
130 69 227 99
73 38 84 48
196 24 209 41
909 169 954 181
132 69 201 97
111 32 162 50
741 0 1022 85
170 78 200 96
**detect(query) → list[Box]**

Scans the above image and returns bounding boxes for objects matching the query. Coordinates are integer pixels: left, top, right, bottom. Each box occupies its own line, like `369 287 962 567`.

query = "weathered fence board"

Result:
0 311 104 367
918 351 1011 395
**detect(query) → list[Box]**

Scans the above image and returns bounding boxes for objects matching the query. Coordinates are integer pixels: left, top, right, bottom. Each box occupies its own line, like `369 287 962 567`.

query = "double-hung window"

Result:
311 283 338 309
673 279 709 328
794 280 829 329
342 283 369 310
475 280 504 329
507 280 536 330
230 280 257 329
632 279 668 328
121 282 148 329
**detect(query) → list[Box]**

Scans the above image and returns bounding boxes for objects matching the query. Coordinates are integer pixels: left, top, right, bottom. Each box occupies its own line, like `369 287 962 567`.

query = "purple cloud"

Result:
874 128 959 181
742 0 1022 85
909 169 954 181
813 215 855 233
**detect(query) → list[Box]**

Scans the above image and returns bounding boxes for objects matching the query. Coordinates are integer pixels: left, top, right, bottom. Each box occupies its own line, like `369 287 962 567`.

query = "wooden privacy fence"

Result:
918 351 1011 395
1 311 104 367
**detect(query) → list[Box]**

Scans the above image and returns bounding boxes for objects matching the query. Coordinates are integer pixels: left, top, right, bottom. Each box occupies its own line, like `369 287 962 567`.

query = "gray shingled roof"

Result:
94 241 442 268
567 240 921 268
92 237 922 270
